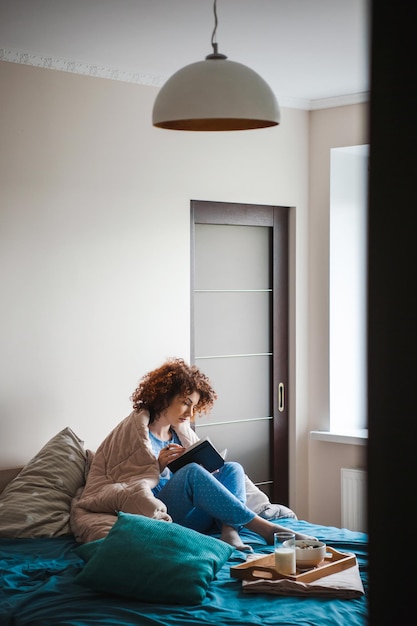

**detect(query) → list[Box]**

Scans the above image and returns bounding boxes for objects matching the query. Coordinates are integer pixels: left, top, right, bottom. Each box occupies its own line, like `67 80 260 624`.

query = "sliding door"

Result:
191 200 289 503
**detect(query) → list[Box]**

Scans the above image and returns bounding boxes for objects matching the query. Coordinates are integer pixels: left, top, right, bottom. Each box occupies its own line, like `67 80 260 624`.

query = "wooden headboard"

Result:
0 467 23 494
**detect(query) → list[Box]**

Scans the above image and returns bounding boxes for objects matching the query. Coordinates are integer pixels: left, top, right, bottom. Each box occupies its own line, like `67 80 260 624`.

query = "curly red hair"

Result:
130 358 217 423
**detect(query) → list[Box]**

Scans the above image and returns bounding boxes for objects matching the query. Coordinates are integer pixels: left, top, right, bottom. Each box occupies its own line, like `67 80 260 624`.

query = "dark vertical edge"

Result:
272 206 290 505
367 0 417 621
190 200 196 365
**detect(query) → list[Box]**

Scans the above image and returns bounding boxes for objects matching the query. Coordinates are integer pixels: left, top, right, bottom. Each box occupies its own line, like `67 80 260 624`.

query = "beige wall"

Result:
306 104 369 526
0 59 367 526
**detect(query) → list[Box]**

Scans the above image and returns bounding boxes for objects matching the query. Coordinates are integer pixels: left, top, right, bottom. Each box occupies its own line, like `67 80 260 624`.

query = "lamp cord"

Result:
206 0 227 60
211 0 218 54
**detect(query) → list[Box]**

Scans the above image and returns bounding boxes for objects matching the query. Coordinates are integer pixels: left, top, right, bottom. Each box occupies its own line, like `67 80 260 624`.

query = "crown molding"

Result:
309 92 369 110
0 48 167 88
0 48 369 112
278 96 311 110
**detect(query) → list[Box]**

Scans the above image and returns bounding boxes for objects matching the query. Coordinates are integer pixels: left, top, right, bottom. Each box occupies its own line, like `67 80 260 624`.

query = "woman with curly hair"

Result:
71 357 310 549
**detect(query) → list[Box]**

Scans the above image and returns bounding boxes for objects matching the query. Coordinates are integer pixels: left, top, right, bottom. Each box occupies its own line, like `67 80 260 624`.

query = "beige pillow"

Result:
0 427 87 537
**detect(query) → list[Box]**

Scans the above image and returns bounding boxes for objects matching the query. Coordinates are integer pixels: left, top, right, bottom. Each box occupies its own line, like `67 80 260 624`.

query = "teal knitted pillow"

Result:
74 512 234 605
75 538 104 561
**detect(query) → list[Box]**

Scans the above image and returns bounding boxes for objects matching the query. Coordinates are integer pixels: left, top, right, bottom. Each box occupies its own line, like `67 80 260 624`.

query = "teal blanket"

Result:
0 519 367 626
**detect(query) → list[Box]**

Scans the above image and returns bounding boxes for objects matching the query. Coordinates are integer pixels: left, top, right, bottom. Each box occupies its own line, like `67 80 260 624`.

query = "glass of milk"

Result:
274 531 296 575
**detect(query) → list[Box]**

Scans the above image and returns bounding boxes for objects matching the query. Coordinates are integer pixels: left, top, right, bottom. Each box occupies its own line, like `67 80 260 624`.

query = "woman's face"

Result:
163 391 201 426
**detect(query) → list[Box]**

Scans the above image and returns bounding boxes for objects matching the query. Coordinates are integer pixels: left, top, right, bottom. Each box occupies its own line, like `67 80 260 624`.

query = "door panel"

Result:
195 224 270 290
195 355 271 424
191 200 289 503
194 419 271 489
194 291 271 356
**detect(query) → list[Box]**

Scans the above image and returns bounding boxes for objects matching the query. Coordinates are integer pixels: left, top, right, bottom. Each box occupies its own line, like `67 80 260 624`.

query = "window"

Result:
329 145 369 434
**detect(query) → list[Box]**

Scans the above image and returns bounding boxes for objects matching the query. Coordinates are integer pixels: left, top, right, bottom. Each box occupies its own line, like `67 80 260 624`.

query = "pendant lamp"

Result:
152 0 280 131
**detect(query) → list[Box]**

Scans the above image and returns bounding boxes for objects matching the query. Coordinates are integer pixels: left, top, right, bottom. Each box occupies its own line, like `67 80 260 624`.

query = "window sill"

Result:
309 429 368 446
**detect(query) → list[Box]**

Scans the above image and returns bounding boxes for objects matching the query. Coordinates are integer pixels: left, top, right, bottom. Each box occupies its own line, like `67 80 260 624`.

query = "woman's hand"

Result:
158 443 185 472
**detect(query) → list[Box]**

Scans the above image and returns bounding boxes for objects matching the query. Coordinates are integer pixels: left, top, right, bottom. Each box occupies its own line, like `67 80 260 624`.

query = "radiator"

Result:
341 468 367 532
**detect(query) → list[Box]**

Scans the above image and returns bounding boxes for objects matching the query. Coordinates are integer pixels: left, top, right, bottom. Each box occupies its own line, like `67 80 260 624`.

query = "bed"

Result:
0 428 368 626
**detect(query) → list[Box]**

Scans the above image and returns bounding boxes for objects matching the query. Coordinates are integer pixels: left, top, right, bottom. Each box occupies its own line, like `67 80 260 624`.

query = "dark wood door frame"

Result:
190 199 290 504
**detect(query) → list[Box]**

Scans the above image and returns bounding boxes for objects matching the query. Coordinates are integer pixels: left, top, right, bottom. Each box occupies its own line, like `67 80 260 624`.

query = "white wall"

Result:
0 61 309 482
0 60 369 525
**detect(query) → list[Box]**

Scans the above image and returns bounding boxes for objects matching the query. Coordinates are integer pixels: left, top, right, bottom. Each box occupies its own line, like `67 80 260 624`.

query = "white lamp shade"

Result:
152 57 281 131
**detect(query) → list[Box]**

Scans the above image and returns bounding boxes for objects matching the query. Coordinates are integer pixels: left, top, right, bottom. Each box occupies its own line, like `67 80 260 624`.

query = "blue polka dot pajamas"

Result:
156 461 256 533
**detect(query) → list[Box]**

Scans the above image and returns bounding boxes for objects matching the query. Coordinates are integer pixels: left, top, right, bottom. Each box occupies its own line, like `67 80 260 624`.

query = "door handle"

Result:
278 382 285 412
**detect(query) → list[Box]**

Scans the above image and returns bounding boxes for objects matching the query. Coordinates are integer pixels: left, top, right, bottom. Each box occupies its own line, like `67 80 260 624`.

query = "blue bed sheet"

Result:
0 519 367 626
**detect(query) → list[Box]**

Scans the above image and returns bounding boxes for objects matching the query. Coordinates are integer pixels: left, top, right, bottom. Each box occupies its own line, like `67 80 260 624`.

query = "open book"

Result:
167 437 227 474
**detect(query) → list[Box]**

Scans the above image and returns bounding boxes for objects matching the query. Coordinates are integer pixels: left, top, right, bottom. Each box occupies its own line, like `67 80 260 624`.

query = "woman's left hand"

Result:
158 443 185 471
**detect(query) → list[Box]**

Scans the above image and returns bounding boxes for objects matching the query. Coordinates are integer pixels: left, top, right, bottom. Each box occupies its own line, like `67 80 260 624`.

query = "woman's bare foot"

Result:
245 517 317 545
220 524 254 552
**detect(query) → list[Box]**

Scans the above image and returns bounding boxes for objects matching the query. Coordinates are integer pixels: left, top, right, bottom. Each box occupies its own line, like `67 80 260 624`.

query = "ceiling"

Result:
0 0 370 111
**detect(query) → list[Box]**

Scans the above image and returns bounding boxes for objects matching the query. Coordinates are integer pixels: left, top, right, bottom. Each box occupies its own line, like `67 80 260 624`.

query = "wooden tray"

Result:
230 546 357 584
